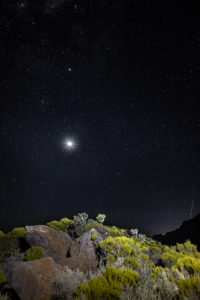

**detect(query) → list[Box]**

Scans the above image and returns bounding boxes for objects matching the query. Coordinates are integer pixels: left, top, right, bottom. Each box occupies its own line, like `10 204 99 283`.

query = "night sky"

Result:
0 0 200 235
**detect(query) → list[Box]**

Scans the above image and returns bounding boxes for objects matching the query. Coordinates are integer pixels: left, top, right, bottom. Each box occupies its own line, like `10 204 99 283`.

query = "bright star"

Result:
64 139 76 150
66 140 73 147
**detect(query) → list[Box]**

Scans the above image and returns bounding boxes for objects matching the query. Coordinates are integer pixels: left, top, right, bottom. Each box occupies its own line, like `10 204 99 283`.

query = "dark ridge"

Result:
154 213 200 250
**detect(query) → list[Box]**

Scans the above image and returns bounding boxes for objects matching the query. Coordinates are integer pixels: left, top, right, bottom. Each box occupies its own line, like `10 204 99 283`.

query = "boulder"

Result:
25 225 72 264
65 229 102 272
8 257 63 300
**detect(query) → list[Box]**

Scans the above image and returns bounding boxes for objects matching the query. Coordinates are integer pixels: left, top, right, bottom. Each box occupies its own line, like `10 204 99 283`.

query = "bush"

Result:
0 231 5 238
52 266 87 300
73 212 89 224
46 220 66 231
7 227 25 239
74 267 138 300
96 214 106 224
123 256 139 270
91 233 98 240
0 292 11 300
177 276 200 299
0 269 7 285
25 246 45 261
175 256 200 274
100 236 136 258
105 226 127 237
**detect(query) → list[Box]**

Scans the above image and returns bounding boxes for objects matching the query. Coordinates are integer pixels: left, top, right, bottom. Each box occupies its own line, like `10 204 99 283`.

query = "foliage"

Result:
177 276 200 299
73 212 89 224
123 256 139 270
105 226 127 237
96 214 106 224
0 236 22 263
91 233 98 240
52 266 87 300
6 227 25 239
175 256 200 274
0 231 5 238
74 267 138 300
46 220 66 231
46 217 74 231
130 228 138 237
100 236 136 258
0 292 11 300
25 246 45 261
0 269 7 285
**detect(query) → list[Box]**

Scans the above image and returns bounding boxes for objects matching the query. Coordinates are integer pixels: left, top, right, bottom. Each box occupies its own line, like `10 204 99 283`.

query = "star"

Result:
64 139 76 150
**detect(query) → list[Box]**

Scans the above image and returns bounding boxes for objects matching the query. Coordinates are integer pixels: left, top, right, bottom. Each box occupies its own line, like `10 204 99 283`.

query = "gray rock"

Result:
25 225 72 264
65 229 102 272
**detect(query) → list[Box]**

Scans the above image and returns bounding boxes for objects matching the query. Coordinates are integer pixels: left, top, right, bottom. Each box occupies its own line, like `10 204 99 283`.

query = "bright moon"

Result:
65 139 75 149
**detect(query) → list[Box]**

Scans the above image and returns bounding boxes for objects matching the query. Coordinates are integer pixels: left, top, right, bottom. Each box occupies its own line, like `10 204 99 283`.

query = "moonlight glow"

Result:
64 139 76 150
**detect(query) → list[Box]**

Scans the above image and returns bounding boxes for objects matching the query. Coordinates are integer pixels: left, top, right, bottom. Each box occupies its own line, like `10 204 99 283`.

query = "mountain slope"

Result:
154 213 200 249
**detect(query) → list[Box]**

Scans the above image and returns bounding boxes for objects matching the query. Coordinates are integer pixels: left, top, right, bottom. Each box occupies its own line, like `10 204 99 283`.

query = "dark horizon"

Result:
0 0 200 236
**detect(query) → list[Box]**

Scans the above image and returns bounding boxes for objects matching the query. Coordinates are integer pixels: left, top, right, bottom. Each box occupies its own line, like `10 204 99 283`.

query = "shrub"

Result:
96 214 106 224
46 220 66 231
0 292 11 300
0 231 5 238
52 266 87 300
123 256 139 270
0 236 22 263
100 236 136 258
91 233 98 240
177 276 200 298
175 256 200 274
0 269 7 285
60 217 74 226
73 212 89 224
130 229 138 237
7 227 25 239
74 267 138 300
105 226 127 237
25 246 45 261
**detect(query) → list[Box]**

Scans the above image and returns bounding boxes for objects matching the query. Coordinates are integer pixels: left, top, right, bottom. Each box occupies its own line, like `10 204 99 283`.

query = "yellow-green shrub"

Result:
123 256 139 270
25 246 45 261
175 256 200 274
0 231 5 238
7 227 25 239
0 269 7 285
177 276 200 298
60 217 74 225
74 267 138 300
105 226 127 237
100 236 136 258
91 233 98 240
46 220 66 231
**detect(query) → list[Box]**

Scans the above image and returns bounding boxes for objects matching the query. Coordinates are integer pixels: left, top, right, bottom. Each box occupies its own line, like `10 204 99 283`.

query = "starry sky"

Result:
0 0 200 235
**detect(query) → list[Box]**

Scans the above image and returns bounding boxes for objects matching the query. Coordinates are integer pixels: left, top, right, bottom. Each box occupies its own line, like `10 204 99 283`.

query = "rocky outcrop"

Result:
24 225 102 272
8 257 63 300
64 229 102 272
25 225 72 264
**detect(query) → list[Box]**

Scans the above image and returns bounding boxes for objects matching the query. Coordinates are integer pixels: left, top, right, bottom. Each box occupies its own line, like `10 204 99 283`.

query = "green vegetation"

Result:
74 266 138 299
96 214 106 223
0 269 7 285
46 217 74 231
6 227 25 239
25 246 45 261
1 213 200 299
73 212 89 224
91 233 98 240
0 231 5 238
177 276 200 298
